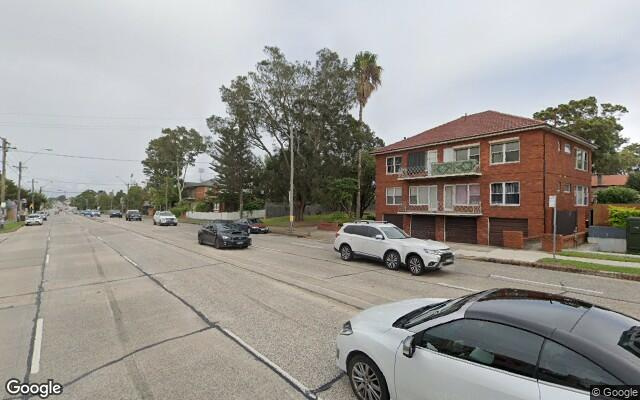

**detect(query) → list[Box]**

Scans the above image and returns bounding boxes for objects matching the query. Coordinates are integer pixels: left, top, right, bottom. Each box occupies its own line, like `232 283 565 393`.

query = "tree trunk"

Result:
294 196 305 222
358 104 363 123
239 187 244 218
356 149 362 219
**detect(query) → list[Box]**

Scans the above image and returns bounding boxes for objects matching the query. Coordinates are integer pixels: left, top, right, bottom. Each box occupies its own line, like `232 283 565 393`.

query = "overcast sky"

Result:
2 0 639 197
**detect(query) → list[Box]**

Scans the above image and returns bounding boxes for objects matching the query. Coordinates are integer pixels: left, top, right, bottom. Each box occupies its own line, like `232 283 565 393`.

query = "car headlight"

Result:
222 235 230 240
424 249 446 255
340 321 353 335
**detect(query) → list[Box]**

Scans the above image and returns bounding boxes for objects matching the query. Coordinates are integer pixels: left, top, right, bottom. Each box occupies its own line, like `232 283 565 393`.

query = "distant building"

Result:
592 174 629 198
182 179 223 212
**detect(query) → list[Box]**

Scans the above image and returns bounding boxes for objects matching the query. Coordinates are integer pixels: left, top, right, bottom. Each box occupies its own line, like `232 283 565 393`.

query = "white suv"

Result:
334 221 454 275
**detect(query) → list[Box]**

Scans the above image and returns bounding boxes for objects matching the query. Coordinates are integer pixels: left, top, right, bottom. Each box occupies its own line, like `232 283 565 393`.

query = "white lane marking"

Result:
30 318 44 374
221 327 320 400
437 282 477 292
122 256 138 267
96 236 104 242
292 241 326 249
45 254 49 265
490 274 603 295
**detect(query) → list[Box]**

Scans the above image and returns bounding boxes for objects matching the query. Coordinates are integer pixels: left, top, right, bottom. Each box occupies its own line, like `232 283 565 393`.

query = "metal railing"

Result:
399 200 482 215
398 160 481 179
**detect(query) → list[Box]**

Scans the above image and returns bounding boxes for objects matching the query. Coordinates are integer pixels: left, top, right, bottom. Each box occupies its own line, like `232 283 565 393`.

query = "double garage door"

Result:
410 215 477 244
489 218 528 246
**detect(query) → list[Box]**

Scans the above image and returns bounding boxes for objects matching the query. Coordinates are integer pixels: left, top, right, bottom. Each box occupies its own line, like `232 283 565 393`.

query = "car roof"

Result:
464 288 640 382
343 221 398 228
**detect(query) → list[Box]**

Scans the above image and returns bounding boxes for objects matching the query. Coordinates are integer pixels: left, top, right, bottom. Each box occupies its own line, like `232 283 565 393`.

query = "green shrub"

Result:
608 205 640 228
171 206 189 217
597 186 640 204
364 213 376 220
194 202 211 212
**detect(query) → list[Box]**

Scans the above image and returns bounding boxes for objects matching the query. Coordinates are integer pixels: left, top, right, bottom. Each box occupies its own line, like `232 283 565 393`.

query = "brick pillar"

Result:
435 216 445 241
477 216 489 245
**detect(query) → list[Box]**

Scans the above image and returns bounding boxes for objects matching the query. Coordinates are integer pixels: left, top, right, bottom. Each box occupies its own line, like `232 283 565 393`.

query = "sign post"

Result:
549 195 557 259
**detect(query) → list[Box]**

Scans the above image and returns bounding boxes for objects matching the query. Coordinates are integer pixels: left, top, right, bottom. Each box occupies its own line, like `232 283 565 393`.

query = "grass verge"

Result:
539 258 640 276
0 221 25 233
263 212 357 227
559 250 640 263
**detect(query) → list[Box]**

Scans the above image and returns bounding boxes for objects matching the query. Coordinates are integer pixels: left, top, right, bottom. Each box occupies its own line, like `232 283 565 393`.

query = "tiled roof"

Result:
373 110 545 154
591 175 628 187
183 179 216 188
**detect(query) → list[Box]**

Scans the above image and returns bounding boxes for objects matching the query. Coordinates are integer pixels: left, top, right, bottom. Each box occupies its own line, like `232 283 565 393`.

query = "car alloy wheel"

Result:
348 355 389 400
407 254 425 276
340 244 353 261
384 251 400 270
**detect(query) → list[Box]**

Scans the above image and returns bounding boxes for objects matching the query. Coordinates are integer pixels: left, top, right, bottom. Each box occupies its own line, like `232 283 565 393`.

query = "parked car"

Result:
109 210 122 218
153 211 178 226
197 222 251 249
334 221 453 275
125 210 142 221
236 218 269 234
37 211 48 221
26 214 44 226
337 288 640 400
90 210 101 217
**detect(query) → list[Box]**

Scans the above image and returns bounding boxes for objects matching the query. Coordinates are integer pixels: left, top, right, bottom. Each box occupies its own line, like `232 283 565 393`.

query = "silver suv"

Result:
333 221 454 275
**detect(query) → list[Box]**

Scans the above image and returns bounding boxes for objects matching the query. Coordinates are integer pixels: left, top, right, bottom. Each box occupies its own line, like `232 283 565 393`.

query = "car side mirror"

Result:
375 234 384 240
402 335 416 358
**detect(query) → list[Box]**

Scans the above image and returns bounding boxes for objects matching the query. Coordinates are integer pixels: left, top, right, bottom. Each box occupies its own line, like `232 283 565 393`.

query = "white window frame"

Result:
409 185 437 207
575 185 589 206
564 143 571 154
453 184 481 205
490 182 520 206
490 140 520 165
386 156 402 175
575 149 588 171
563 183 571 193
453 145 480 163
386 186 402 205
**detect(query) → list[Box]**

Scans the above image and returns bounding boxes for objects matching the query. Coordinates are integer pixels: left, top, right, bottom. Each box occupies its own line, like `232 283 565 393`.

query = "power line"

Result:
11 149 212 164
0 112 204 121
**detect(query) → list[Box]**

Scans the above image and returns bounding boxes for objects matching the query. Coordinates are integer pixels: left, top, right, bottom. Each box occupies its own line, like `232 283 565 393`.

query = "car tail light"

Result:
335 232 340 238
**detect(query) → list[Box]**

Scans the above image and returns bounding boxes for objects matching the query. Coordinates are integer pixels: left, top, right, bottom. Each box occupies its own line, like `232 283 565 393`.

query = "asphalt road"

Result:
2 213 639 399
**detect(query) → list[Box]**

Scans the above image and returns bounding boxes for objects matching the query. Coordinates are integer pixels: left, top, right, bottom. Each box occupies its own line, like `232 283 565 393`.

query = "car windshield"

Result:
29 214 40 218
128 210 140 214
394 292 482 329
158 211 173 216
380 226 409 239
248 218 262 224
219 223 243 231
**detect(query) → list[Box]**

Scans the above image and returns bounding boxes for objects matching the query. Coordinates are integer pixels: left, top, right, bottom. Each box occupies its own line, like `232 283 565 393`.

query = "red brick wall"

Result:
375 128 593 245
503 230 524 249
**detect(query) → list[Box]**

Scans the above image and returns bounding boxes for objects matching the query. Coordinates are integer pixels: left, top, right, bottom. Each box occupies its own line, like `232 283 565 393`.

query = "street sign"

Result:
548 195 556 208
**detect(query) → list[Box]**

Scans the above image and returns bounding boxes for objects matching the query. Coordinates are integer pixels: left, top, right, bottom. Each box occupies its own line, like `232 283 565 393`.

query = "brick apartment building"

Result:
373 111 595 247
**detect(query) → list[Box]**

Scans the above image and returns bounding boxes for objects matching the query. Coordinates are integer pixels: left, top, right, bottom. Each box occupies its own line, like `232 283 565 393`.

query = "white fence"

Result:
186 209 266 221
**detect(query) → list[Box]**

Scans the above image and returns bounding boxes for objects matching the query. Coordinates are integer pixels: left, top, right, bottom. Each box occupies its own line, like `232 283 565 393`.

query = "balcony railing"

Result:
398 201 482 216
398 160 481 179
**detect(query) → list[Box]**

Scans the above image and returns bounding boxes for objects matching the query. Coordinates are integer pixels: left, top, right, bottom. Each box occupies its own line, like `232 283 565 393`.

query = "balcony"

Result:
398 201 482 216
398 160 481 180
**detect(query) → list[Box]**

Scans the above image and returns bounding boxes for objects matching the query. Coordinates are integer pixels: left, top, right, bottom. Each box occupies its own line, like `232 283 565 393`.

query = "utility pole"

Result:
1 138 7 217
289 131 294 233
356 149 362 219
164 177 169 211
16 161 24 217
31 178 35 212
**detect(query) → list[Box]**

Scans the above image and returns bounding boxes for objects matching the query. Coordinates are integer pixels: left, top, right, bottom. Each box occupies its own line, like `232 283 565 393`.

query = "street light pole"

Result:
1 138 7 216
289 131 294 233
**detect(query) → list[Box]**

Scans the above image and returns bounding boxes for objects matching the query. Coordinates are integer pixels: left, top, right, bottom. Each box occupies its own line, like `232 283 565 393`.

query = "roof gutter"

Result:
371 124 597 156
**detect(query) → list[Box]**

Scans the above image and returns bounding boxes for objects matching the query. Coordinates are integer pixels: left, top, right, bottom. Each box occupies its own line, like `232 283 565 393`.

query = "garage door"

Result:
411 215 436 240
489 218 529 246
445 217 477 244
383 214 404 229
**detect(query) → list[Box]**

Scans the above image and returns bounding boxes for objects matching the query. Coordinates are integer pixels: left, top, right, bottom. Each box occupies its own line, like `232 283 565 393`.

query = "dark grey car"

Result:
198 222 252 249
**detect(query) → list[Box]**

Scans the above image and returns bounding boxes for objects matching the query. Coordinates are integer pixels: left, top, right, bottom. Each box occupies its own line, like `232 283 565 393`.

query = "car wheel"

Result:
348 354 390 400
384 251 401 270
340 244 353 261
153 220 156 225
407 254 425 276
214 237 221 249
198 235 203 245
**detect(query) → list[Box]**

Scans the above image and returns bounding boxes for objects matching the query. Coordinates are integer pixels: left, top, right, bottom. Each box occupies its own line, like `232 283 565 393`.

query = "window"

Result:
575 149 588 171
408 151 426 172
575 185 588 206
409 185 437 207
365 227 383 238
490 140 519 164
564 143 571 154
454 146 480 163
491 182 519 205
420 319 543 378
386 156 402 174
537 340 622 392
386 187 402 205
563 183 571 193
453 184 480 205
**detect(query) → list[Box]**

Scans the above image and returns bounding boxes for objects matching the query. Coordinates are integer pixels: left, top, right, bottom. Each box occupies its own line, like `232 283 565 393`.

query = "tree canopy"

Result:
533 97 630 173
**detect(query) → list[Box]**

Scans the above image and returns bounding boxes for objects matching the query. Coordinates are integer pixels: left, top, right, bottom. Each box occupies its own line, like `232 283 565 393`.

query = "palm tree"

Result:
353 51 382 218
353 51 383 123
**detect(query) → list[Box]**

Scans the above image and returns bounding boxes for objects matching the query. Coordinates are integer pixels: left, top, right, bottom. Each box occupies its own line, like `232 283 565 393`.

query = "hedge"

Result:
608 205 640 228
